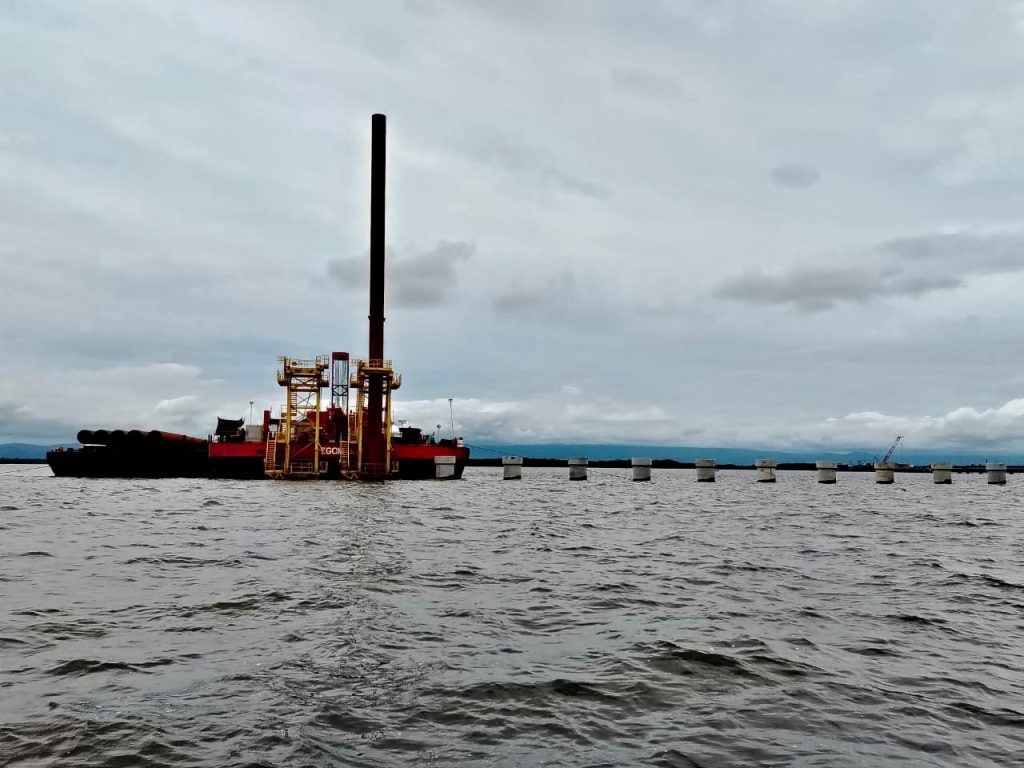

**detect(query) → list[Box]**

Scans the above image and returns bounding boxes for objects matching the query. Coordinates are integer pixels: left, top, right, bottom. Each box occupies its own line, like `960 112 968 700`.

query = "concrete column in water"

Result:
502 455 523 480
816 460 837 484
631 457 652 482
695 458 716 482
931 462 953 484
874 462 895 484
755 458 777 483
569 457 588 481
434 455 456 480
986 463 1007 485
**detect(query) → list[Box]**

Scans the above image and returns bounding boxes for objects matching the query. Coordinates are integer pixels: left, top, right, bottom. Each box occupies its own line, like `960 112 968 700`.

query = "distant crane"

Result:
877 435 903 464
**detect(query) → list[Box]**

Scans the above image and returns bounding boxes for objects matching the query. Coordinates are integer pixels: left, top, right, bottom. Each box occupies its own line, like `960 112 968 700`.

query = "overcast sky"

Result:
3 0 1024 453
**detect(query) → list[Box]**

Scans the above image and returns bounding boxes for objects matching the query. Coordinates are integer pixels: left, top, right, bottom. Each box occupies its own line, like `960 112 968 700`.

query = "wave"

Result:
46 657 177 677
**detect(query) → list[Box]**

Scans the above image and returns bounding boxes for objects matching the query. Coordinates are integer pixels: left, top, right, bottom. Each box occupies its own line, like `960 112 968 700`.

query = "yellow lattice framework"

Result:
350 358 401 478
265 356 330 479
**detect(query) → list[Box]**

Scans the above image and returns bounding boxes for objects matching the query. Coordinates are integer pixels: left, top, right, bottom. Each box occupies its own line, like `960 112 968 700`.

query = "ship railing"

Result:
353 358 393 371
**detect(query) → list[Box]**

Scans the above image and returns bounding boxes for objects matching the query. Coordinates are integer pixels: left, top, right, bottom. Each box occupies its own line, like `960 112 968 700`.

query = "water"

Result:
2 467 1023 767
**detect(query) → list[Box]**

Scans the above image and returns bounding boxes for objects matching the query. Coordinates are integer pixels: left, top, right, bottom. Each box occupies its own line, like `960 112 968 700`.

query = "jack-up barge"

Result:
48 114 468 480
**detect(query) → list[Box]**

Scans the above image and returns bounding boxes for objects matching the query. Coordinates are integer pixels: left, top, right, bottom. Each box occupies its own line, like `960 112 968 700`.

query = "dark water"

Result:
2 467 1023 767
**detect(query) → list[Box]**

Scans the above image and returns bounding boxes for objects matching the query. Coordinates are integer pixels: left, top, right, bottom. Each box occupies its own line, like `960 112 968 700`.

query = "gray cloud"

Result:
327 240 474 309
0 403 79 443
493 271 576 315
463 133 609 199
609 66 683 100
716 231 1024 311
880 233 1024 274
716 266 961 312
770 162 821 189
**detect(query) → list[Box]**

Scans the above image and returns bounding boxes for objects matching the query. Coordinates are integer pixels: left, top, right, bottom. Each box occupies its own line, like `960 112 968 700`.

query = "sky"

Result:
3 0 1024 453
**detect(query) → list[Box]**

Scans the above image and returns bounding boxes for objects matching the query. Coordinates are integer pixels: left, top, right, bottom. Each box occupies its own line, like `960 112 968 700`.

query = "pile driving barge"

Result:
47 114 468 481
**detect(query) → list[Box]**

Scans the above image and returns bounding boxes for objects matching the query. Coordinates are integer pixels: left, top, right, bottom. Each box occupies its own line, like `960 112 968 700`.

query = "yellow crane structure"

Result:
265 356 329 479
350 357 400 479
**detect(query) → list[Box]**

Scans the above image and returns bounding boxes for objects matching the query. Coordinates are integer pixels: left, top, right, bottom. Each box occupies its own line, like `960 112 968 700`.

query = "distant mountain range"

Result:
3 441 1022 465
0 443 75 460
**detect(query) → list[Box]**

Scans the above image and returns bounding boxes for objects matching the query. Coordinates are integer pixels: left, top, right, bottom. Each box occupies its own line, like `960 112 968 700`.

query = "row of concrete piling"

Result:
484 456 1011 484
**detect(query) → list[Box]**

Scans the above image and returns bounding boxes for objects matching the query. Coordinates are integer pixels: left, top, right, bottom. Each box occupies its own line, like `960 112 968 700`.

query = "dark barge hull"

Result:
395 458 467 480
207 456 267 479
48 448 467 480
46 447 208 478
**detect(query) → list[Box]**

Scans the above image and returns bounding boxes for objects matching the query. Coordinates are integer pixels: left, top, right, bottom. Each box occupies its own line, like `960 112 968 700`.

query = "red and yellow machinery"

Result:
244 113 467 480
247 348 464 480
265 356 330 479
51 113 469 481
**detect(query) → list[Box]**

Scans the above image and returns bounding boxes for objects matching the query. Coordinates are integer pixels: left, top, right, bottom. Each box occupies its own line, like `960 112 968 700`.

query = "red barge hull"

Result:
393 443 469 480
47 439 468 480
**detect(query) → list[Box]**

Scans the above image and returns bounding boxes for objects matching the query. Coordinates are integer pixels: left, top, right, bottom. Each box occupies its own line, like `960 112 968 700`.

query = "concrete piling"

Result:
931 462 953 484
755 458 777 483
631 457 652 482
695 458 716 482
816 460 837 484
502 455 523 480
434 454 456 480
874 462 895 484
569 457 588 481
986 463 1007 485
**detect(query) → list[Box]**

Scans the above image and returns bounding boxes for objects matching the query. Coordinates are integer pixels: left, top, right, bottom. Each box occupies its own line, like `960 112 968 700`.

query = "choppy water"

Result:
1 467 1023 767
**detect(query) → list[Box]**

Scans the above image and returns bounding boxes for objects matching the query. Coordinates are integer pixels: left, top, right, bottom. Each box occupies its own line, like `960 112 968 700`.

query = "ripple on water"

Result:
1 469 1023 767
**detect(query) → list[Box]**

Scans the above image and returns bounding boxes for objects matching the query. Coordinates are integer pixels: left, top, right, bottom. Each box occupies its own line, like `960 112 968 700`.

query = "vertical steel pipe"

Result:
363 113 388 477
369 113 386 364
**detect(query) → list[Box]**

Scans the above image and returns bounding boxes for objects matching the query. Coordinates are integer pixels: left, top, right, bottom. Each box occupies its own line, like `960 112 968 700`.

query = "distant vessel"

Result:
47 114 468 481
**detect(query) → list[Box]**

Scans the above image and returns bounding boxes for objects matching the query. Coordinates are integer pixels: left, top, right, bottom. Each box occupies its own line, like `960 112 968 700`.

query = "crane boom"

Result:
881 435 903 464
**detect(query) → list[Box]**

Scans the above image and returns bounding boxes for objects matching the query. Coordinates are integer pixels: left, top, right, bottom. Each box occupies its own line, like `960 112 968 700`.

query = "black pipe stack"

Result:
362 113 388 478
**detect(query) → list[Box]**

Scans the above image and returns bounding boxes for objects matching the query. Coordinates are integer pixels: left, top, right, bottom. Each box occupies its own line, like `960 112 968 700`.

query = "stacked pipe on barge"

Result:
75 429 206 448
49 427 208 478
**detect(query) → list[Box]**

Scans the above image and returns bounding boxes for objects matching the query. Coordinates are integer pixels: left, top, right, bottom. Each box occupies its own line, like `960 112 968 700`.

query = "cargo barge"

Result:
47 114 468 481
47 431 208 479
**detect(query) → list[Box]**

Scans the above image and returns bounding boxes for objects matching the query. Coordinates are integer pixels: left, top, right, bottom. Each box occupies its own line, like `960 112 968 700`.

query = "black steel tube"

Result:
364 113 388 477
369 113 386 363
77 430 96 445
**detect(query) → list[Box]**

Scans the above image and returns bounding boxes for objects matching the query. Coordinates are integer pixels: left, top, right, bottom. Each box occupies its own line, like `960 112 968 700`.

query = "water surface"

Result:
1 467 1022 766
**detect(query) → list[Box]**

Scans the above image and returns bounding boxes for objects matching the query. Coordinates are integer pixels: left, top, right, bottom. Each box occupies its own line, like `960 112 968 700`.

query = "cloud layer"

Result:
327 240 475 309
398 392 1024 456
716 232 1024 311
4 1 1024 453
